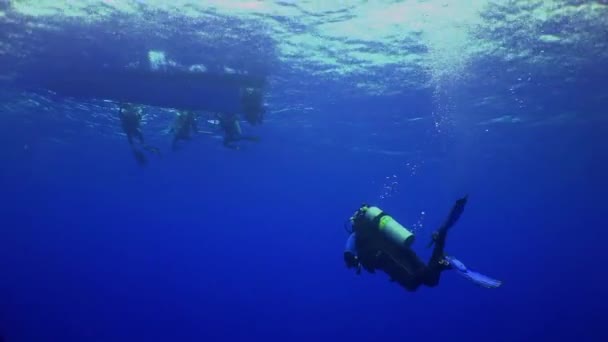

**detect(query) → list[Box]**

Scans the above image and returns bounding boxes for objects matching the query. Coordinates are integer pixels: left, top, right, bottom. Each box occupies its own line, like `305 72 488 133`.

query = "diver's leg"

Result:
137 129 145 144
132 148 147 166
172 137 179 151
241 135 260 142
400 247 432 289
426 196 468 266
127 134 134 146
377 252 423 291
394 273 422 291
223 141 239 150
429 231 447 265
421 208 454 286
380 243 428 290
144 145 161 156
421 197 468 286
421 240 450 287
223 135 239 150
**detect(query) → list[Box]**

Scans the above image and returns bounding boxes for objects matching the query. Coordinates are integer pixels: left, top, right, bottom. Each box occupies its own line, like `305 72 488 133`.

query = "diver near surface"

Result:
215 112 259 150
344 196 502 291
240 87 265 125
118 103 160 165
170 110 199 150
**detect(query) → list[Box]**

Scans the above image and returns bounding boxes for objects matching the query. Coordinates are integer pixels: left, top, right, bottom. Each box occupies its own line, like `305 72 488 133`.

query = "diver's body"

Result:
216 112 259 149
240 87 265 125
118 103 160 165
119 103 144 146
171 110 198 150
344 196 502 291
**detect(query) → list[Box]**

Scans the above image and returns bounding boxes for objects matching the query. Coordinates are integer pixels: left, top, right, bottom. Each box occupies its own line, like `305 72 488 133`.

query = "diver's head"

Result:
349 205 370 232
121 102 136 111
121 103 142 120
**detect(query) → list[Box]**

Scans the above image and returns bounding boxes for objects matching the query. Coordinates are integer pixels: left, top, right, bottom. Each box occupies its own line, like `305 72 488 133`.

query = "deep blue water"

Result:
1 2 607 341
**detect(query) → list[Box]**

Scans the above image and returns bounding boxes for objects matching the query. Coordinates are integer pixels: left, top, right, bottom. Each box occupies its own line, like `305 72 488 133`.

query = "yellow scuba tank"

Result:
351 205 415 248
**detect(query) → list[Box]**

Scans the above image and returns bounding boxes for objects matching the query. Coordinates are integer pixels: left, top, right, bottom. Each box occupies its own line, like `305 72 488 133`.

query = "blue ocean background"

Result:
0 1 607 341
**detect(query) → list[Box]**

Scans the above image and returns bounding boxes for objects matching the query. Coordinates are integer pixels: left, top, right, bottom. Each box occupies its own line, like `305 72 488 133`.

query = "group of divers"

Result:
118 87 263 166
118 87 503 293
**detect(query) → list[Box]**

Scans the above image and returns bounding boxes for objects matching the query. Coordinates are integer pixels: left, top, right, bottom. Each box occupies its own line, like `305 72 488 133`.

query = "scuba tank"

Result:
350 204 415 249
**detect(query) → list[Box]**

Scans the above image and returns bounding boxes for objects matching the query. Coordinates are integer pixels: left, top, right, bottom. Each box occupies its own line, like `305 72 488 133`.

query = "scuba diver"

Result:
118 103 160 165
215 112 259 150
240 87 265 125
170 110 199 150
344 196 502 291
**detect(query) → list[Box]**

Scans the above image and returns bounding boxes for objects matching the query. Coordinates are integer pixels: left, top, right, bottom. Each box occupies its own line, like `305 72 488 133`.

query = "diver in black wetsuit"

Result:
170 110 199 150
344 196 502 291
216 112 259 150
240 87 265 125
118 103 160 165
119 103 144 146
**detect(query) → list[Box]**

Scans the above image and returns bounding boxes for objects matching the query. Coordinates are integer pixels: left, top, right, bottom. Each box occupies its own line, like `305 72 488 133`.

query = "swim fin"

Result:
428 195 468 248
443 195 468 230
133 149 147 166
144 145 161 156
445 256 502 289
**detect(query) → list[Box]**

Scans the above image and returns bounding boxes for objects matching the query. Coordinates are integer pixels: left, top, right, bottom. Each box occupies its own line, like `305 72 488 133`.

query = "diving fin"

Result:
445 256 502 289
132 149 147 166
144 145 161 156
428 195 468 248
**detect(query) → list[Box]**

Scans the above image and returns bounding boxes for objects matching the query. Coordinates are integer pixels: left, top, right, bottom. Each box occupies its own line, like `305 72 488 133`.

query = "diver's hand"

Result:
344 253 361 274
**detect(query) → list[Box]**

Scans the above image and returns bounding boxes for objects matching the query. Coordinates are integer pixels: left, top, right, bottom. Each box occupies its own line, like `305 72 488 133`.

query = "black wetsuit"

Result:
241 88 264 125
172 112 198 148
118 105 161 165
374 236 449 290
345 196 467 291
217 113 258 149
119 109 143 146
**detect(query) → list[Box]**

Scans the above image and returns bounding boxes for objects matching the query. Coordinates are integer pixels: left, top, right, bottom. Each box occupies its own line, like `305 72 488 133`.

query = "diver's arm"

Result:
345 233 357 256
344 233 361 274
